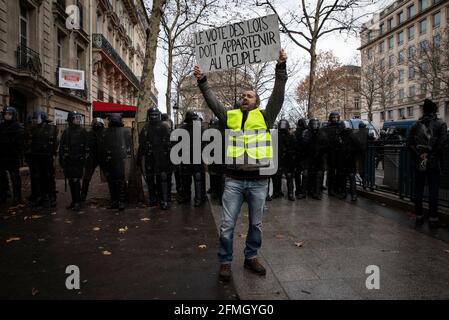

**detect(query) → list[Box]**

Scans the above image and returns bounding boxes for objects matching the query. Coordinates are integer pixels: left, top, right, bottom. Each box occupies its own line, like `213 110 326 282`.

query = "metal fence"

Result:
361 140 449 208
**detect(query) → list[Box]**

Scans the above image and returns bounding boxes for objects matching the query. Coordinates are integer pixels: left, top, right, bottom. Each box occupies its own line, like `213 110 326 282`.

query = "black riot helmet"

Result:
209 117 219 127
297 118 307 130
184 111 199 123
358 121 367 129
92 117 105 130
278 119 290 131
67 111 82 125
161 113 169 121
32 111 49 124
337 120 349 134
147 108 162 122
107 113 123 127
3 106 18 122
308 118 320 131
328 111 340 124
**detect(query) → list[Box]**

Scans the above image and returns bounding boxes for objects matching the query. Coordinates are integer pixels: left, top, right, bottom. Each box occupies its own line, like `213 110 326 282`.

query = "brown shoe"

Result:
244 258 266 276
219 263 232 282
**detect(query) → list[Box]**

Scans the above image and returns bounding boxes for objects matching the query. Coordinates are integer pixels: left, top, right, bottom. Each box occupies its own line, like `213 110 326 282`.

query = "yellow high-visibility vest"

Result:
226 108 272 162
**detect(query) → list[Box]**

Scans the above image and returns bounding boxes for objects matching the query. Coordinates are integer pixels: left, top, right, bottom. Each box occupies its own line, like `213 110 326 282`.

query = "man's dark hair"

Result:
422 98 438 114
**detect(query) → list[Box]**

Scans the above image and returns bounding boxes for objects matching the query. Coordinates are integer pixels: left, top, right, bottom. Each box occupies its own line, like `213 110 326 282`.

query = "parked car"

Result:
321 118 379 139
381 119 416 140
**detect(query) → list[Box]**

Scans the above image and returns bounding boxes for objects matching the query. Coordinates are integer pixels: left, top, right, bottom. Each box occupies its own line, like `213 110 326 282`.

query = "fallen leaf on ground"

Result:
102 250 112 256
444 249 449 254
295 241 304 248
118 226 128 233
198 244 207 249
31 215 43 219
275 234 285 239
23 216 29 221
31 288 39 296
50 212 57 216
65 220 72 224
6 237 21 243
92 227 100 231
140 218 150 222
38 238 46 242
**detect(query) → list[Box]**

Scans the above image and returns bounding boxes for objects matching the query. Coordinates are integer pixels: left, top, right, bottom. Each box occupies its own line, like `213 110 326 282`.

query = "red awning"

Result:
92 100 137 112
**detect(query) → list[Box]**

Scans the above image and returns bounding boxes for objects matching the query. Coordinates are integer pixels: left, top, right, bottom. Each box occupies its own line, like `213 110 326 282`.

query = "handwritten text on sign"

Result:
194 14 281 72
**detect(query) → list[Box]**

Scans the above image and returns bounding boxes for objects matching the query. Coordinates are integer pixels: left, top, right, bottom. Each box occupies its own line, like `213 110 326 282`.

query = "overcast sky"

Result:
152 0 393 114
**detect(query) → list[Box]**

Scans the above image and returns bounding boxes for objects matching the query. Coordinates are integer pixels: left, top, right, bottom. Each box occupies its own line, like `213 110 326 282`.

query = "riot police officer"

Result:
137 108 172 210
302 118 327 200
59 111 89 211
81 117 105 201
294 118 307 199
325 111 341 196
24 111 58 208
336 121 361 201
178 111 206 207
272 119 296 201
0 107 24 204
98 113 131 211
207 117 225 203
161 113 174 202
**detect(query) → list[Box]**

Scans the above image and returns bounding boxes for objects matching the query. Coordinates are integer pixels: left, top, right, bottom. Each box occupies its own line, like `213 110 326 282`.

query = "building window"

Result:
407 106 414 117
354 98 360 110
97 90 104 101
398 50 405 63
409 65 415 79
388 110 394 120
368 30 373 41
398 69 405 83
380 58 385 70
378 41 384 53
388 36 394 49
368 47 374 59
407 4 415 18
419 19 427 34
409 85 416 97
389 55 395 68
408 45 416 58
399 108 405 118
397 31 404 46
76 47 84 70
379 23 384 35
96 14 103 33
432 11 441 28
407 25 415 40
419 0 429 11
433 34 441 47
109 95 114 103
420 40 429 53
380 111 385 121
19 3 28 47
397 11 404 24
387 18 393 30
399 89 405 99
421 83 427 94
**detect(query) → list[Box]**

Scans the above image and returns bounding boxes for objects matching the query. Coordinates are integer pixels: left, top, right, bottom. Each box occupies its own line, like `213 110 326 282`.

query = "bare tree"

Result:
256 0 374 117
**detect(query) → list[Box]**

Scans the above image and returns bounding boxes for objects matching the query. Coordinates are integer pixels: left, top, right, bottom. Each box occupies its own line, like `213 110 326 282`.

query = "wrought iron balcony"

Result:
92 33 141 89
16 45 42 76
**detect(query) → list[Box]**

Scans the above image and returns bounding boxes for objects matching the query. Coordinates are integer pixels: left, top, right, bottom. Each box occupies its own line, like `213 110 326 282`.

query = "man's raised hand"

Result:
278 49 287 64
193 64 204 81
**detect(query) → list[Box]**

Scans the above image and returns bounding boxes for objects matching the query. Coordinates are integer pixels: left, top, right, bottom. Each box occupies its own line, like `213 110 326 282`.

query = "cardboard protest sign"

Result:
194 14 281 72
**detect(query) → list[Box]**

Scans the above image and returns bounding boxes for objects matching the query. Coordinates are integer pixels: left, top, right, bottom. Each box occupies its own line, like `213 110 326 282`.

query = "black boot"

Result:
349 173 357 201
194 172 203 207
66 180 75 210
10 169 22 202
107 179 118 209
272 174 283 198
160 172 170 210
80 179 90 202
287 173 295 201
299 170 308 199
312 172 323 200
147 175 158 207
117 180 126 211
72 180 82 212
415 215 425 227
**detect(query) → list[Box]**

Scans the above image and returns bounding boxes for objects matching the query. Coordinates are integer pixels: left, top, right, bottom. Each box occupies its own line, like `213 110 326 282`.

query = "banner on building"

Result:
194 14 281 72
58 68 85 90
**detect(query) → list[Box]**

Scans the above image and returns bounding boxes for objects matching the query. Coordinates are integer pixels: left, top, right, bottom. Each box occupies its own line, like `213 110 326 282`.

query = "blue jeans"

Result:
218 177 268 263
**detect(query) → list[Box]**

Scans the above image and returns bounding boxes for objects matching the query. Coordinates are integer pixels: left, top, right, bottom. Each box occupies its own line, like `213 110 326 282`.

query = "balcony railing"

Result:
92 33 141 89
16 45 42 76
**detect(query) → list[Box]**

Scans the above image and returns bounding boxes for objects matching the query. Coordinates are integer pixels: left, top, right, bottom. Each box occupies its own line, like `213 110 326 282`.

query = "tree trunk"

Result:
128 0 167 203
307 42 317 118
165 40 174 117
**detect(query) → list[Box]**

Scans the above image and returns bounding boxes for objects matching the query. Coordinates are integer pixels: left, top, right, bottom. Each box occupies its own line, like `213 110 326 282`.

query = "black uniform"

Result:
302 118 327 200
98 113 131 211
24 112 58 208
137 108 172 210
407 99 448 228
59 112 89 211
272 119 296 201
178 111 206 207
0 107 24 203
325 112 341 196
335 121 362 201
81 118 105 201
294 118 307 199
207 117 225 203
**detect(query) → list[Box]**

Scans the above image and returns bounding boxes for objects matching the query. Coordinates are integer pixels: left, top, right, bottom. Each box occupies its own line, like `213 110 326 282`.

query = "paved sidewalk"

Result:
209 192 449 300
0 174 236 300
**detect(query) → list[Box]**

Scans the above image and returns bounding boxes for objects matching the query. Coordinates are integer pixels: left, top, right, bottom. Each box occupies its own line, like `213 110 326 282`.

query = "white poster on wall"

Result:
58 68 85 90
194 14 281 72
